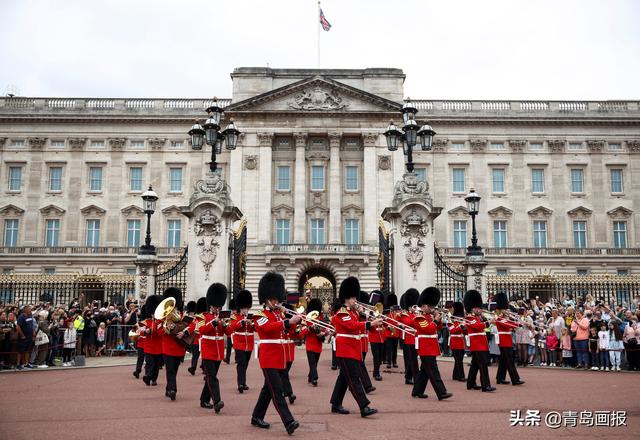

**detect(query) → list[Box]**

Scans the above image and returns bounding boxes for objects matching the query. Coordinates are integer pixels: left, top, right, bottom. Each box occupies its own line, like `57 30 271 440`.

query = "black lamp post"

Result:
465 188 483 256
383 99 436 173
139 185 158 255
188 99 240 173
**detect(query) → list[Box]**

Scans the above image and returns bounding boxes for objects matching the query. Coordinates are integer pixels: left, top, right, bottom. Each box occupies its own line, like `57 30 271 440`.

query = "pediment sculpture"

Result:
288 86 348 111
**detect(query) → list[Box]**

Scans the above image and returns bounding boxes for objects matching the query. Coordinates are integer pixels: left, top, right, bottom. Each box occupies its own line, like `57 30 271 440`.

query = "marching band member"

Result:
186 283 227 413
384 293 400 369
411 287 452 400
330 299 342 370
357 291 375 393
141 295 163 387
160 287 187 401
448 301 467 381
132 300 148 379
330 277 382 418
399 289 419 385
250 272 301 435
281 301 298 405
298 298 328 386
463 289 495 392
368 291 386 381
187 297 207 375
493 292 525 386
224 299 235 364
227 289 254 393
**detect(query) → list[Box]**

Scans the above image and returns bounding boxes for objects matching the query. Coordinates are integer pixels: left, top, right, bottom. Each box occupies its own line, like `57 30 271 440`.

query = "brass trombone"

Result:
356 301 416 336
276 304 336 333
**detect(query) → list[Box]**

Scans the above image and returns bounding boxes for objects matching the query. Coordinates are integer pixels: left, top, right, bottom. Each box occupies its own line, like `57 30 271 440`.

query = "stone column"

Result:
328 132 342 244
134 254 159 300
293 132 307 244
362 133 378 245
257 133 274 244
462 254 488 302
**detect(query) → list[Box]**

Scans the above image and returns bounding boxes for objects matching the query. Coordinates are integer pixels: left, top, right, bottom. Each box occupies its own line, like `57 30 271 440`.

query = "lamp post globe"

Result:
465 188 483 257
139 185 159 255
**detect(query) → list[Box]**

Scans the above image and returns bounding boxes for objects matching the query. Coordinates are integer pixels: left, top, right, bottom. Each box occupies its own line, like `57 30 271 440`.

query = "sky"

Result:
1 0 639 100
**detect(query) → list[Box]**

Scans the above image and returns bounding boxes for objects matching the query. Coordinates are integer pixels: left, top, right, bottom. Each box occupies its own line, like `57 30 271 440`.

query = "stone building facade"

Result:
1 67 639 296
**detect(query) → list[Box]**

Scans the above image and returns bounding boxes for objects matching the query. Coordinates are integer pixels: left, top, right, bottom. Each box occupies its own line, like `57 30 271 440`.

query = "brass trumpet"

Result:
357 301 416 336
277 305 336 333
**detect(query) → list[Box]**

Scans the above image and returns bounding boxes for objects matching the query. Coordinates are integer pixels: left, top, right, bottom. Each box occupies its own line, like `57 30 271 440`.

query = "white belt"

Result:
201 335 225 341
450 334 464 338
254 339 287 359
498 332 512 335
415 334 437 349
468 332 486 337
336 334 361 339
234 332 253 336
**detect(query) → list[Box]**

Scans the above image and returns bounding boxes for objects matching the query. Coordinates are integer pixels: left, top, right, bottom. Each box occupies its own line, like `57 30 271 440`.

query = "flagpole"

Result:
317 0 321 68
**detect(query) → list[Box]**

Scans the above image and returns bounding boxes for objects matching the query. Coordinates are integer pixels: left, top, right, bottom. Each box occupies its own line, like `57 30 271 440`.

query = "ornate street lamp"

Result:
383 99 436 173
464 188 483 257
188 99 241 172
139 185 158 255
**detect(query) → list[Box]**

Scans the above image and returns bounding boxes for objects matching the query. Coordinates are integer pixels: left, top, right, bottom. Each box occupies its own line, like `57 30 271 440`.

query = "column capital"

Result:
361 132 378 147
256 132 273 147
293 132 308 147
328 132 342 148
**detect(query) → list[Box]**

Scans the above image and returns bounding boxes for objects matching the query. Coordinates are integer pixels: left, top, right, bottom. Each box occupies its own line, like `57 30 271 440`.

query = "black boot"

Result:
360 407 378 418
251 417 270 429
285 420 300 435
331 405 350 414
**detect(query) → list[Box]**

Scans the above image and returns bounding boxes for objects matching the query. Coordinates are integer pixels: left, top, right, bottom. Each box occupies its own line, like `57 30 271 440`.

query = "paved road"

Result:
1 348 637 440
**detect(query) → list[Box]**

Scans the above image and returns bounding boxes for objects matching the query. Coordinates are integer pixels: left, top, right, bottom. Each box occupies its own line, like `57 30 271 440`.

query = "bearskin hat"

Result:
186 301 197 314
338 277 360 303
359 290 369 305
401 288 420 310
369 290 383 306
452 301 465 317
307 298 323 314
418 287 441 307
163 287 183 311
385 292 398 308
138 300 150 321
206 283 228 308
331 298 343 314
236 289 253 310
258 271 285 304
463 289 483 313
229 298 236 311
495 292 509 310
196 297 207 314
144 295 162 318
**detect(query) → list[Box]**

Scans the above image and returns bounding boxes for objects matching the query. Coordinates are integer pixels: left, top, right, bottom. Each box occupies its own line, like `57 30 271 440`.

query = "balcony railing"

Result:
0 246 184 256
439 247 640 256
265 244 372 254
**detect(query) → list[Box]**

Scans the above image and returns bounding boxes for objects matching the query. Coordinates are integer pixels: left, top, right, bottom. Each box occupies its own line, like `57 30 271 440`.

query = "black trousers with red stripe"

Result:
281 361 294 396
402 344 419 381
201 359 222 404
252 368 294 425
359 352 373 389
496 346 520 382
452 349 466 380
306 351 321 382
163 354 183 393
467 350 491 389
144 353 162 382
412 355 448 397
370 342 384 377
235 350 251 387
330 357 371 410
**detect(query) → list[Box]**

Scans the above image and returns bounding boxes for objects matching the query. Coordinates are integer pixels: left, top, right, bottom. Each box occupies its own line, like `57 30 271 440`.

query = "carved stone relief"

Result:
378 155 391 170
400 210 429 278
509 139 527 153
393 172 431 207
432 138 448 152
586 139 605 152
548 139 566 153
28 137 47 150
194 209 223 280
109 138 126 151
627 140 640 153
470 139 487 153
148 138 166 150
68 138 86 150
244 155 258 170
288 86 348 110
191 171 232 206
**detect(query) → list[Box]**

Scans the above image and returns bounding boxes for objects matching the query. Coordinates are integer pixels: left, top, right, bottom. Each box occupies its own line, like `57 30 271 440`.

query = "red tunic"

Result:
447 321 466 350
143 319 163 355
299 326 324 353
285 325 298 363
495 317 519 348
136 322 146 351
466 316 489 352
383 311 401 339
227 312 255 352
332 307 367 361
253 308 289 370
400 312 416 346
187 312 225 361
368 325 385 344
413 314 441 357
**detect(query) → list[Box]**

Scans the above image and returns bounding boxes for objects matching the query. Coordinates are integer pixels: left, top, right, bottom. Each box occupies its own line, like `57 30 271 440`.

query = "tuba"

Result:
154 297 194 347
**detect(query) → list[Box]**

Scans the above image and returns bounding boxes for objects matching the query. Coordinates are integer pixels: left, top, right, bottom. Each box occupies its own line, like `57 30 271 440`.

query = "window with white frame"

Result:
345 219 359 245
453 220 467 248
490 142 505 150
414 167 427 182
3 219 19 247
533 220 547 248
345 166 358 191
452 168 465 193
496 269 508 276
570 168 584 193
311 166 325 191
275 219 290 245
169 168 183 192
50 141 65 149
573 221 587 248
86 219 100 247
49 167 62 191
90 141 105 149
8 166 22 191
130 141 145 149
89 167 103 191
276 166 290 191
529 142 543 151
610 169 623 193
310 219 325 244
493 220 508 248
45 219 60 247
568 142 583 151
171 141 184 149
126 219 141 247
577 269 589 276
167 219 181 247
10 140 25 148
492 168 505 193
613 221 627 248
129 167 143 192
531 168 545 193
608 143 622 151
451 142 465 150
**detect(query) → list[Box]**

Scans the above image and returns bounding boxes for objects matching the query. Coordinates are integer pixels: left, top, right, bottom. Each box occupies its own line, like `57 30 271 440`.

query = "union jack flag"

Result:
319 8 331 31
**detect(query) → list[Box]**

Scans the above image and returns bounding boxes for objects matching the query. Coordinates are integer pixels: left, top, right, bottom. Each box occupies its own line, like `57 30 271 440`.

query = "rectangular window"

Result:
453 220 467 248
49 167 62 191
570 169 584 193
493 220 508 248
529 142 543 150
169 168 183 192
533 220 547 248
127 268 137 275
492 168 505 193
568 143 583 151
167 219 181 247
10 140 25 148
8 166 22 191
275 219 290 245
577 269 589 276
496 269 508 276
610 169 623 193
451 142 465 150
127 220 141 247
613 221 627 249
276 166 290 191
608 143 622 151
90 141 105 149
490 142 505 150
452 168 465 193
86 220 100 247
44 268 56 275
414 168 427 182
130 141 145 149
129 167 143 192
531 168 545 193
573 221 587 248
345 219 360 245
345 166 358 191
50 141 65 149
617 269 628 276
3 219 19 247
310 219 325 244
311 166 325 191
45 219 60 247
171 141 183 149
89 167 102 191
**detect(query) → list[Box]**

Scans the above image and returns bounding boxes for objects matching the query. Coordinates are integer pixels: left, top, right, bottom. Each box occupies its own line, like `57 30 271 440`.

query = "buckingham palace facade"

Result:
1 67 639 295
